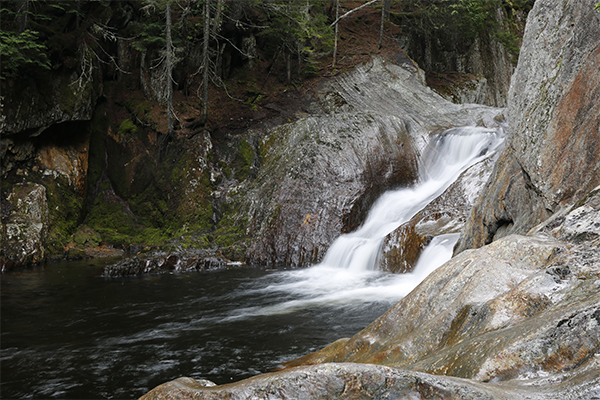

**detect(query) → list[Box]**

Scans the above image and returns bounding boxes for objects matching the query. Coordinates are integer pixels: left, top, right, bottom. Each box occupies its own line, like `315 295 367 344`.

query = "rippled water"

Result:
1 261 405 399
1 126 504 399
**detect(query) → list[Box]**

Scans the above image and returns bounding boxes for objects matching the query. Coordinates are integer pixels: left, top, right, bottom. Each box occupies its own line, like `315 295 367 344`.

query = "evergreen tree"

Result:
258 0 333 81
0 1 51 79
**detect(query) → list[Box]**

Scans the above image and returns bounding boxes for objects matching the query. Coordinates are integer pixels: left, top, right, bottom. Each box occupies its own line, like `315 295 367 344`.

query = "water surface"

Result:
1 260 400 399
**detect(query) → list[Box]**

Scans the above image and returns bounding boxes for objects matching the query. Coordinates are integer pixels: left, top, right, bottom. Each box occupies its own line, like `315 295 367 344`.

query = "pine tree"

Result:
0 1 51 79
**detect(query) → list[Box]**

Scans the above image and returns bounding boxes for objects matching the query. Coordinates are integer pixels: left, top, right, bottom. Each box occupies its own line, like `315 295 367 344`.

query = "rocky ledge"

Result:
102 251 234 277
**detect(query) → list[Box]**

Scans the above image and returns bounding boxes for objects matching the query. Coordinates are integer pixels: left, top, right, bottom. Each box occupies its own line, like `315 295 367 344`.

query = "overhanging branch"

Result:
330 0 380 27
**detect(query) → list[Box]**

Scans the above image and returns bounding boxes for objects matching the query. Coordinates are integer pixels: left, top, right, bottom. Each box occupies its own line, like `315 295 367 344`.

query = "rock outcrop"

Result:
0 183 49 270
139 363 539 400
455 0 600 253
235 57 504 268
0 68 101 137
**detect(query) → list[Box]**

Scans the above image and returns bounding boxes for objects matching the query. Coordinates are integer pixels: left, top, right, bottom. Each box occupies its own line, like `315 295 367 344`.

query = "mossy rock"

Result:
72 225 102 248
43 175 84 256
213 201 250 261
118 119 137 142
234 138 256 181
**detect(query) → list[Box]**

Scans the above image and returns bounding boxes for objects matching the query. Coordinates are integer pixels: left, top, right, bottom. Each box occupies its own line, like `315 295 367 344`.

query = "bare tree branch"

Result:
329 0 379 27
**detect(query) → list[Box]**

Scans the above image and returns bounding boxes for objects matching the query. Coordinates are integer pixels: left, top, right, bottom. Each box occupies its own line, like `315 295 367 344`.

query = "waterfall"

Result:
226 126 505 318
320 126 505 272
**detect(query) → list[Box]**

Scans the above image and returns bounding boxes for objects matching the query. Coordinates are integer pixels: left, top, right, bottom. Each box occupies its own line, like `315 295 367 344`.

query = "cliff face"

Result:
455 0 600 253
397 4 525 107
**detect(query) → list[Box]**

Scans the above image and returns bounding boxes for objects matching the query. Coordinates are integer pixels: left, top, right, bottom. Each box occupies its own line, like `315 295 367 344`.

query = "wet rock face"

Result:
381 152 500 273
0 183 49 270
244 113 419 268
239 57 503 268
380 221 431 274
456 0 600 253
102 252 229 277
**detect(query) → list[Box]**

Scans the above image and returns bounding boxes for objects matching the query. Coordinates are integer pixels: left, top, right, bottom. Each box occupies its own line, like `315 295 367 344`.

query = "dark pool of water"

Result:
1 259 396 399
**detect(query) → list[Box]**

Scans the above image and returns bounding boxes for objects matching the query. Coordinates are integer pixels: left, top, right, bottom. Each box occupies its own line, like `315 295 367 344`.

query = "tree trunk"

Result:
76 0 81 31
212 0 223 36
166 1 174 137
287 52 291 83
329 0 379 27
379 0 391 49
16 0 29 32
332 0 339 67
201 0 210 125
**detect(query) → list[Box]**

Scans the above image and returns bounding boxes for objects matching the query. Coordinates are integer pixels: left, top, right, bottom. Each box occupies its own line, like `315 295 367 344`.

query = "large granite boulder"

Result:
455 0 600 253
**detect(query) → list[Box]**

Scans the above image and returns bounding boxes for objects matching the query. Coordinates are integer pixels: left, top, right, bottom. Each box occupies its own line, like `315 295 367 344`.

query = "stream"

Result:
0 126 504 399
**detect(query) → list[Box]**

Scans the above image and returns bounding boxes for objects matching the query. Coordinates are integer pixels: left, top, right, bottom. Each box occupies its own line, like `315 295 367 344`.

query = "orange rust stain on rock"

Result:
544 46 600 205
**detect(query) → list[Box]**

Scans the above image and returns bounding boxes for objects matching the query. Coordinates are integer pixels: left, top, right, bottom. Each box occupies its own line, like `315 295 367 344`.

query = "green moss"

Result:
73 225 102 247
259 133 278 163
213 211 249 261
234 138 255 181
86 192 141 245
118 118 138 138
44 175 84 255
121 94 154 128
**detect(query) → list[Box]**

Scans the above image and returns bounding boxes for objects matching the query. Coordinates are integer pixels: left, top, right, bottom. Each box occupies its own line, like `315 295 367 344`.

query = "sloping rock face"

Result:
243 113 419 268
455 0 600 253
237 57 504 268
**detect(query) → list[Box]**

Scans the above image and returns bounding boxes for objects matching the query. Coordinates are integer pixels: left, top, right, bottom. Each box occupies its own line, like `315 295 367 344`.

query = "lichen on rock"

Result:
1 183 49 270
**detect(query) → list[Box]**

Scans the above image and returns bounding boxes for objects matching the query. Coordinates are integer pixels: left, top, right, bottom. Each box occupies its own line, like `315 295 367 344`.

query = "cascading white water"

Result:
227 126 505 318
320 126 505 272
